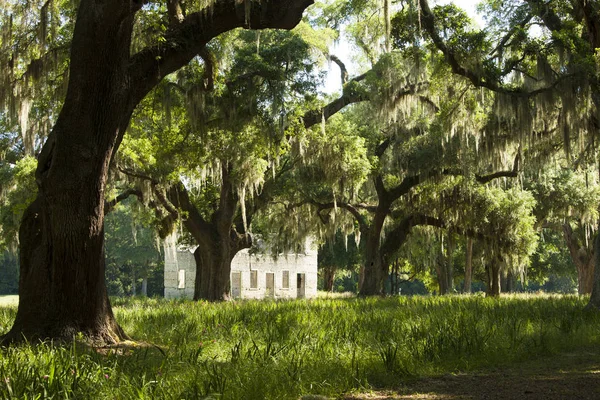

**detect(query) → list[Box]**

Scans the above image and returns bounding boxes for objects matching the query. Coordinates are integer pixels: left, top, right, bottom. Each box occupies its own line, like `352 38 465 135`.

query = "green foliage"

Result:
0 0 73 154
104 200 164 297
528 229 576 289
527 167 600 226
318 231 362 271
1 295 599 398
0 156 37 252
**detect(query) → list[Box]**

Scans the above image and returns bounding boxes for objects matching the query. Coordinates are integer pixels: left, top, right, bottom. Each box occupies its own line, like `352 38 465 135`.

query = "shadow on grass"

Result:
346 351 600 400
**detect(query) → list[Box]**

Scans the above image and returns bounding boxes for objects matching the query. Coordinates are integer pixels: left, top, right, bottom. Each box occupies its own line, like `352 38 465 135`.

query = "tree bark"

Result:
586 230 600 309
486 256 502 297
435 256 449 295
3 0 312 345
463 238 473 293
359 211 387 296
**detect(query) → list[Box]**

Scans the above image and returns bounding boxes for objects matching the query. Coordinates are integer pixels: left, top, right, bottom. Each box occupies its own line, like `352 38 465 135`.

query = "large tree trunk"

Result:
359 212 387 296
2 0 313 344
563 223 595 295
193 244 235 301
2 1 137 344
463 238 473 293
168 167 252 301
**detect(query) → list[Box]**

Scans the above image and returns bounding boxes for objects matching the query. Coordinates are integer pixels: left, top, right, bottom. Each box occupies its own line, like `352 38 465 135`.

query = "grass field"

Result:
0 294 599 399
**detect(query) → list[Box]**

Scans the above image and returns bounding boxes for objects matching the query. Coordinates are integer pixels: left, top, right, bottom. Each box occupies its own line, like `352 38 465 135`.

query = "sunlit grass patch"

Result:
0 294 599 399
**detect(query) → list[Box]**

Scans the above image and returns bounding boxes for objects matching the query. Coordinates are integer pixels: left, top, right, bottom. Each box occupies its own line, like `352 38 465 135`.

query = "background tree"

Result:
527 166 600 294
417 0 600 306
115 25 328 301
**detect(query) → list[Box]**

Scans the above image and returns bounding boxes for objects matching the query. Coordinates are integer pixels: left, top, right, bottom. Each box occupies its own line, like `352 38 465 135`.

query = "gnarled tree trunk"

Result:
167 167 252 301
563 223 595 295
3 1 137 344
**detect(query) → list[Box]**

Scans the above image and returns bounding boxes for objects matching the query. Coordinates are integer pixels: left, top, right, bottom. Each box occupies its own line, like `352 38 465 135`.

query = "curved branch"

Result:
475 151 521 184
129 0 313 105
419 0 567 97
104 189 143 215
329 54 348 85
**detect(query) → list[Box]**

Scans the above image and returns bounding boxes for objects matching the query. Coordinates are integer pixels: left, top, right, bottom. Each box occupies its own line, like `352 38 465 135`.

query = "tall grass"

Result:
0 294 599 399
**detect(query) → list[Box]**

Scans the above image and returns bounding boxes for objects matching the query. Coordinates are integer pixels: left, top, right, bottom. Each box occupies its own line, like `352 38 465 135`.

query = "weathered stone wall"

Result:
164 236 318 300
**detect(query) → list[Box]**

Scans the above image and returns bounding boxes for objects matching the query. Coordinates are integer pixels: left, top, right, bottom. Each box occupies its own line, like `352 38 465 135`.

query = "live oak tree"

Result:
417 0 600 305
114 26 332 301
0 0 313 344
527 166 600 295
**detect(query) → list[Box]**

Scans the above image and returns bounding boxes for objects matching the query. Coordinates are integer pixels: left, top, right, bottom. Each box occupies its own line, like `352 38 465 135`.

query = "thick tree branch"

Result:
129 0 313 105
380 214 445 262
525 0 564 32
307 199 369 231
167 180 213 241
419 0 567 97
387 175 424 203
490 14 533 58
303 75 427 129
303 87 368 129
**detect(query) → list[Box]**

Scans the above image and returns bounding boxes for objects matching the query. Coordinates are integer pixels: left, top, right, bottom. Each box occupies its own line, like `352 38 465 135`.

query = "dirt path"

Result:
346 351 600 400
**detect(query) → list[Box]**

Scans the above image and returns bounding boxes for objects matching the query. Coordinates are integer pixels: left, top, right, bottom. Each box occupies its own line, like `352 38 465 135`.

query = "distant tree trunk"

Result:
358 264 365 292
447 235 455 293
167 167 252 301
563 223 595 295
436 253 449 295
463 238 473 293
131 268 137 296
501 269 516 293
486 256 501 297
390 259 399 295
322 267 336 292
141 277 148 297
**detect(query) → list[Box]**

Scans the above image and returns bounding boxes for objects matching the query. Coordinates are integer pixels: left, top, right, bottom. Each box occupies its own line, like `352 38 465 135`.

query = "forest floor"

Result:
347 349 600 400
